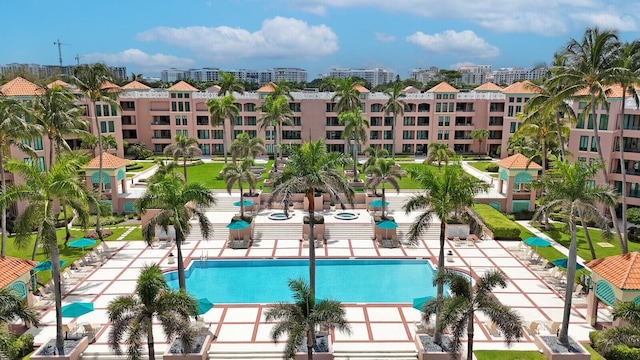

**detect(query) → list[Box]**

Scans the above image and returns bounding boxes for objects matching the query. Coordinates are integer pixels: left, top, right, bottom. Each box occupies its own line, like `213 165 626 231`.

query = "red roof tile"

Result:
496 153 542 169
121 81 150 90
426 82 459 93
0 256 38 288
257 82 277 92
84 152 130 169
47 79 71 88
168 81 198 92
474 82 503 92
353 84 370 93
585 252 640 290
501 80 540 94
0 77 44 96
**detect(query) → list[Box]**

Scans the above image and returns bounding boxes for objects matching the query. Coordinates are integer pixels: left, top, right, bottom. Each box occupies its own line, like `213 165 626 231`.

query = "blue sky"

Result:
3 0 640 79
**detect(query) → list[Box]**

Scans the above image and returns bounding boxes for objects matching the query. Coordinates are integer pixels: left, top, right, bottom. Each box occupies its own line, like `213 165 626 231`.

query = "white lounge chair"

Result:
484 321 500 336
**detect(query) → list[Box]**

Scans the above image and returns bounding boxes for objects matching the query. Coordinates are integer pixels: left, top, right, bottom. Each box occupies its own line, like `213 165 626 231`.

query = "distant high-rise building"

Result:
408 67 439 85
161 67 306 85
493 67 548 85
328 67 394 88
457 65 492 86
0 63 127 79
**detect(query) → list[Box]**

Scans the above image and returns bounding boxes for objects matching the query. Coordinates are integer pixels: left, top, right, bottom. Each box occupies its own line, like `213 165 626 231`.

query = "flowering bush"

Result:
84 229 114 239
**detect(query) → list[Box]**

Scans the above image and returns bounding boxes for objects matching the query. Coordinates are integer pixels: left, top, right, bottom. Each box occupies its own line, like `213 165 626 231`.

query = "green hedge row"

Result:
472 204 521 240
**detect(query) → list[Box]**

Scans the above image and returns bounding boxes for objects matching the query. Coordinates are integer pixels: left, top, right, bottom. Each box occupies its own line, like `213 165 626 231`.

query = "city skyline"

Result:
2 0 639 79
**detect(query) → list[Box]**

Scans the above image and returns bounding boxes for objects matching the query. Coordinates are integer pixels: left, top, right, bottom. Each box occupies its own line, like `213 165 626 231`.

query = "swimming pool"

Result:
165 259 440 304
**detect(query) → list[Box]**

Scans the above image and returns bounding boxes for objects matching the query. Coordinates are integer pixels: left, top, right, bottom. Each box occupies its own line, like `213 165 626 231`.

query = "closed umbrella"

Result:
227 220 250 239
412 296 434 311
61 302 94 318
552 258 585 270
68 238 97 256
33 260 67 272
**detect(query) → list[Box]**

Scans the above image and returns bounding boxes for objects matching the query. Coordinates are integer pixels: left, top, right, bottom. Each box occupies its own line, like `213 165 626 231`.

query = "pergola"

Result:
83 152 130 214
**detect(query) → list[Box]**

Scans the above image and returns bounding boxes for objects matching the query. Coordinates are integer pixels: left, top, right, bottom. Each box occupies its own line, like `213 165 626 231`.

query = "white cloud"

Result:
449 61 478 70
406 30 500 59
374 32 396 42
83 49 195 73
136 17 338 62
569 12 638 32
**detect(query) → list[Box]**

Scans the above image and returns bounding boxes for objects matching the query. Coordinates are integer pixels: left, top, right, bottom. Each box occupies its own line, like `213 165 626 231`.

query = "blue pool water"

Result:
166 259 439 304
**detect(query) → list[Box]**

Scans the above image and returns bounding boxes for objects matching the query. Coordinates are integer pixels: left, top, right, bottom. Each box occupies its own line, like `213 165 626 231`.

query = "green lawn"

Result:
127 161 156 173
475 350 546 360
582 343 606 360
467 161 495 172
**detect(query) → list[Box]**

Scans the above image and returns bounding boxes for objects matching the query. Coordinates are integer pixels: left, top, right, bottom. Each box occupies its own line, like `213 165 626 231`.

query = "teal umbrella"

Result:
376 220 398 239
33 260 67 272
68 238 97 256
197 298 214 315
61 302 94 318
233 200 253 207
369 199 389 207
412 296 434 311
227 220 250 238
552 258 585 270
524 237 551 247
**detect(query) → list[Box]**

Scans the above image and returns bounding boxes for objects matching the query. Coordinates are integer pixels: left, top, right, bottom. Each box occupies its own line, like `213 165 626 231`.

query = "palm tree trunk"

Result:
147 319 156 360
555 111 566 160
94 101 104 240
51 141 73 246
273 123 278 172
307 190 316 294
239 182 245 218
48 216 65 354
31 228 42 261
0 151 6 257
578 208 597 260
620 92 629 254
307 329 313 360
223 122 228 164
183 157 188 183
433 221 446 345
541 140 550 231
391 113 396 160
590 94 625 251
176 231 186 291
559 211 578 345
353 143 358 182
381 185 386 218
466 311 474 360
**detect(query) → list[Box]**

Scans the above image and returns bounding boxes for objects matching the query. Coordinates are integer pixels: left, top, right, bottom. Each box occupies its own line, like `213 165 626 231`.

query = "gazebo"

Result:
584 252 640 327
83 152 130 214
0 256 38 306
495 153 541 213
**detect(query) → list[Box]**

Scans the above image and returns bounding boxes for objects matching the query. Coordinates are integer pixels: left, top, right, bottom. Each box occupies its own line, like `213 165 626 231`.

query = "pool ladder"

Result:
200 251 208 261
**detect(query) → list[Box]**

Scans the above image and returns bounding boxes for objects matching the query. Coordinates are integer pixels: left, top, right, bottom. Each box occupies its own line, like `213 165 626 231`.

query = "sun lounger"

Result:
82 323 101 343
466 237 474 247
62 323 83 339
314 235 324 248
545 321 561 335
525 321 539 336
453 237 461 247
484 321 500 336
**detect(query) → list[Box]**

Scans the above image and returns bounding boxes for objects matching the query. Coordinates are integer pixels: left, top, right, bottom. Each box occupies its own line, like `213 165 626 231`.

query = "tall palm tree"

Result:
613 40 640 251
229 132 265 161
206 94 239 164
264 278 351 360
533 157 617 346
331 77 363 114
403 165 487 345
365 158 402 218
425 143 456 171
514 110 559 175
362 146 389 196
72 62 120 241
163 135 202 182
382 82 407 159
217 71 245 96
223 158 256 217
0 287 40 357
1 154 92 356
258 95 293 171
338 108 370 182
0 98 39 257
423 269 523 360
107 264 198 360
268 140 353 294
138 173 216 291
470 129 489 155
557 27 625 251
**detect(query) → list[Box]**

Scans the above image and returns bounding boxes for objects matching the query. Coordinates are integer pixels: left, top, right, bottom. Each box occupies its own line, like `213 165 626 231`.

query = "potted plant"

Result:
329 201 336 212
167 253 176 264
163 334 213 360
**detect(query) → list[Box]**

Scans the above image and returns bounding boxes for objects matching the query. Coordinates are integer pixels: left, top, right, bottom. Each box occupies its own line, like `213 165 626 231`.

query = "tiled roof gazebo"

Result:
496 153 541 213
83 152 130 214
0 256 38 306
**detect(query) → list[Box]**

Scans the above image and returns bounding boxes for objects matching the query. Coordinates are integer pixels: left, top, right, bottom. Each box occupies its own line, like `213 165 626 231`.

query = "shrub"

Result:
513 211 534 220
628 227 640 243
84 229 114 239
90 215 125 226
472 204 521 240
607 344 640 360
126 163 143 171
486 163 499 172
627 207 640 225
303 215 325 224
0 333 34 360
231 215 253 223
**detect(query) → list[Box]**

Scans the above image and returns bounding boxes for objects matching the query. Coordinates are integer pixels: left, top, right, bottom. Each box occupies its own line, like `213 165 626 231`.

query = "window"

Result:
438 116 450 126
587 114 594 129
175 116 181 126
182 116 188 126
509 97 514 103
578 102 587 109
233 130 243 138
34 137 43 150
178 102 184 112
326 103 336 112
509 122 517 133
579 136 588 151
200 144 211 155
26 156 45 171
590 136 599 152
171 102 177 112
508 106 514 117
449 102 454 112
246 116 257 126
111 106 117 116
95 105 102 117
292 117 301 126
402 130 414 139
417 117 429 126
265 130 271 141
516 97 522 103
384 131 393 140
103 104 109 117
197 130 210 139
586 180 595 189
247 130 257 138
100 121 107 133
245 103 256 112
435 103 441 112
214 144 224 153
235 117 242 126
282 131 301 140
436 94 442 99
599 114 608 130
403 117 415 126
213 130 223 139
437 130 443 140
197 116 209 125
176 130 183 137
171 93 176 98
185 102 190 111
22 139 31 147
155 144 164 152
578 157 586 163
369 131 379 140
289 103 301 112
371 103 382 112
108 121 115 133
417 130 428 139
576 114 584 129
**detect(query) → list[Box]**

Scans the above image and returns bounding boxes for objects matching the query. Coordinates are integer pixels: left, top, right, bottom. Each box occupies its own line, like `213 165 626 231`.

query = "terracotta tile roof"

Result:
46 79 71 88
257 82 277 92
100 81 121 93
0 77 44 96
353 84 370 93
121 80 150 90
0 256 38 288
84 152 130 169
168 81 198 92
585 252 640 290
403 85 421 93
426 82 459 93
206 85 222 93
574 84 640 98
474 82 503 92
501 80 540 94
496 153 542 169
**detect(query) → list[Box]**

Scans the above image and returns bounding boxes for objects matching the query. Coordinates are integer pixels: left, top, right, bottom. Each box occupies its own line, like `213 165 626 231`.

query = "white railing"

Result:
457 92 506 100
120 91 169 99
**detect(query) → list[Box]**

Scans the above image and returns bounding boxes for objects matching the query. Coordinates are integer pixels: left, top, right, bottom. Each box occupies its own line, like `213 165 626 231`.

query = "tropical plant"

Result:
267 140 353 294
229 132 265 161
0 287 39 359
422 269 523 360
365 158 402 218
223 158 256 217
361 147 389 196
331 77 364 114
126 142 153 160
556 27 625 251
591 301 640 357
72 62 121 241
163 135 202 182
0 154 92 355
403 164 487 345
207 94 239 164
514 108 559 175
0 97 39 257
319 78 337 92
425 143 456 171
258 94 293 171
217 71 245 96
470 129 489 155
338 108 370 182
107 264 198 360
382 82 407 159
264 278 351 360
533 157 618 347
147 160 179 184
137 173 216 291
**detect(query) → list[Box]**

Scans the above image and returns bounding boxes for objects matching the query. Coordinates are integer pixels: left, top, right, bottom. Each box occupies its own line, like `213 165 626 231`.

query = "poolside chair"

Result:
381 239 394 248
375 234 383 247
466 237 474 247
314 234 324 248
453 237 461 247
573 284 584 297
82 323 100 343
484 321 500 336
525 321 539 336
545 321 561 335
302 233 310 248
391 234 400 248
62 323 82 340
533 259 549 271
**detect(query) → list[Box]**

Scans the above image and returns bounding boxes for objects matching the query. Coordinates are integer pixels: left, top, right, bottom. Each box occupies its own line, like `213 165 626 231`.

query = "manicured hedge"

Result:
472 204 521 240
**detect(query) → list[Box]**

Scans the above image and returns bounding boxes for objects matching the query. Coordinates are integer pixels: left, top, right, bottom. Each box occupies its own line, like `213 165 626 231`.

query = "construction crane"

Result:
75 54 83 65
53 39 70 70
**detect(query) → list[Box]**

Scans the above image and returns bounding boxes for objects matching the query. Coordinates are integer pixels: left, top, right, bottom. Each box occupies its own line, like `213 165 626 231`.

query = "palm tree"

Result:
331 77 363 114
229 132 265 161
470 129 489 155
422 269 523 360
425 143 456 171
72 62 120 241
223 158 256 217
514 110 559 175
403 165 487 345
362 146 389 195
217 71 245 96
382 82 407 159
147 159 179 184
258 95 293 171
592 301 640 357
613 40 640 251
268 140 354 294
163 135 202 182
1 154 92 356
264 278 351 360
533 157 618 346
338 108 370 182
0 287 40 356
207 94 239 164
137 173 216 291
557 27 625 251
319 78 337 92
365 158 402 218
0 97 39 257
107 264 198 360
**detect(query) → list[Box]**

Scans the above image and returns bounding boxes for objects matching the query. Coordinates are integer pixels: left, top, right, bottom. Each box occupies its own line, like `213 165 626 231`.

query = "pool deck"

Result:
26 193 610 359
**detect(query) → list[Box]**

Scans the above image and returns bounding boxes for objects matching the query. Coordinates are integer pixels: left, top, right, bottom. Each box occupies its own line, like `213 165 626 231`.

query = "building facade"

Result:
328 68 394 88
